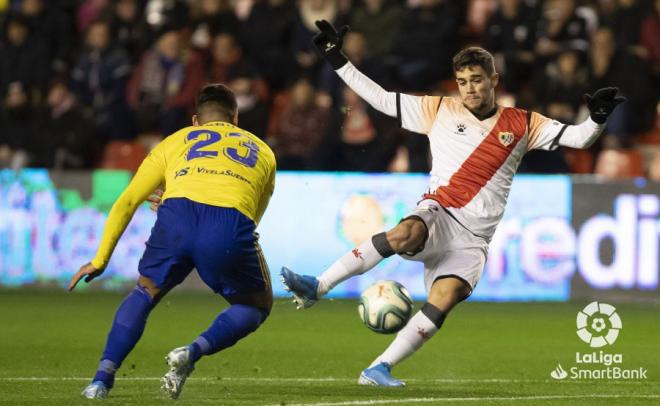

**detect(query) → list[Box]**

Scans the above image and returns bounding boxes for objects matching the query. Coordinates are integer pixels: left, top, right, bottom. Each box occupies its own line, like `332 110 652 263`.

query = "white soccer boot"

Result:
161 346 195 399
81 381 110 399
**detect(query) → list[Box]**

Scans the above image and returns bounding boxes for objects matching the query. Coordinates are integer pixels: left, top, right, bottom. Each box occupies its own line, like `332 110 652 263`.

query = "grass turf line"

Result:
0 290 658 405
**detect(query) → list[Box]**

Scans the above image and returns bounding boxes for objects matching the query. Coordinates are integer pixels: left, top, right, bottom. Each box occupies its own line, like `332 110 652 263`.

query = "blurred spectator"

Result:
71 19 134 141
390 0 461 90
465 0 497 37
350 0 402 58
20 0 74 73
35 81 94 168
208 32 269 101
189 0 240 51
0 13 49 101
269 77 329 169
0 82 34 169
594 147 645 179
588 28 655 138
315 86 399 172
228 71 270 138
535 50 587 123
77 0 109 33
127 29 205 135
640 0 660 77
240 0 297 90
596 0 618 28
649 150 660 181
482 0 537 92
534 0 588 62
111 0 149 63
143 0 189 32
612 0 645 49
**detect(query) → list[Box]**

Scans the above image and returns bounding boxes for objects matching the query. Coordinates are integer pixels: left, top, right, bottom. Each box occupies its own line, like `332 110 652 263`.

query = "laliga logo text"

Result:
550 302 647 380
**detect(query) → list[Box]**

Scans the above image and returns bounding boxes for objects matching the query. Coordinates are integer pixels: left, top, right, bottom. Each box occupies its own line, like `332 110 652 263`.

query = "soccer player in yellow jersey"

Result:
68 84 276 399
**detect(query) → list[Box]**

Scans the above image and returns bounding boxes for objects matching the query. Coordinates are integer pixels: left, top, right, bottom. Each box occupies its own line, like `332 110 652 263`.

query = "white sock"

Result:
369 310 439 368
316 238 385 296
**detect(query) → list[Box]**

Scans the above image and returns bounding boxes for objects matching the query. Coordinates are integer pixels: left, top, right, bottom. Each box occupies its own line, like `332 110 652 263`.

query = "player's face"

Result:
455 66 498 114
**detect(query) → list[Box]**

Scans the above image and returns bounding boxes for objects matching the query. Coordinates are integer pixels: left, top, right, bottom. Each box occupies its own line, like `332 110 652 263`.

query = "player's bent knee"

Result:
387 219 427 253
225 289 273 315
428 277 472 312
137 275 162 300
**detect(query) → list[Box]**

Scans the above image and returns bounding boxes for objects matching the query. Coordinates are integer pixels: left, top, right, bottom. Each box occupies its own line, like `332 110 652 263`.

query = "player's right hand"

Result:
312 20 350 70
147 188 163 212
68 262 104 291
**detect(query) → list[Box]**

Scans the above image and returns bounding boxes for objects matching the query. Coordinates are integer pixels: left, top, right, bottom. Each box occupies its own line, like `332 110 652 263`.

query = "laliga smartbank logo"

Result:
550 301 647 381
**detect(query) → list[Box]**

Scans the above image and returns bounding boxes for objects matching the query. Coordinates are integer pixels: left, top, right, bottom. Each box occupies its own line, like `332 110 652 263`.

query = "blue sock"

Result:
189 304 267 363
93 285 155 387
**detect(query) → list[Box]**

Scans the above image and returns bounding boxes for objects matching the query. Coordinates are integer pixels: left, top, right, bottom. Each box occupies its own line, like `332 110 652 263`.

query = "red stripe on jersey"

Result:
424 108 528 208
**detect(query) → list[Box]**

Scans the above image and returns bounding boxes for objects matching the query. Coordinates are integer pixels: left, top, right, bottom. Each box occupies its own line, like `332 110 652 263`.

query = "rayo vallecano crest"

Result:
498 131 514 147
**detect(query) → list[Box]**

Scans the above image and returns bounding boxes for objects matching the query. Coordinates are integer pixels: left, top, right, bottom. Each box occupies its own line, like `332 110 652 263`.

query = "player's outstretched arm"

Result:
76 156 165 286
312 20 397 118
558 87 626 149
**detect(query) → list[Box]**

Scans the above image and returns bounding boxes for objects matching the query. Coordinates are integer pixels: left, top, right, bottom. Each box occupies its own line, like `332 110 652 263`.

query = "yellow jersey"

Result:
91 121 276 269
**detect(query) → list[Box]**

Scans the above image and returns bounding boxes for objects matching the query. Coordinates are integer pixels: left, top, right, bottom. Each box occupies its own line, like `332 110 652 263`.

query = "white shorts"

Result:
400 199 488 293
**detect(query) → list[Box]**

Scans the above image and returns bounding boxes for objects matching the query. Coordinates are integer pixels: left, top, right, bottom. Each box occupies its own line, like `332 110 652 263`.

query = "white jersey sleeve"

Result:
335 62 441 135
527 111 566 151
399 94 443 135
528 112 605 151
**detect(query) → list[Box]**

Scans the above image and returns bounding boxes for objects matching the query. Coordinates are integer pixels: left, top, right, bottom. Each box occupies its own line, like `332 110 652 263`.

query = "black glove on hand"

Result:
584 87 626 124
312 20 350 70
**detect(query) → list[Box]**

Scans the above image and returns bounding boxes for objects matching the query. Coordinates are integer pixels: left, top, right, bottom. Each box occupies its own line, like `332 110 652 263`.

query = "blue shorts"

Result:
138 198 270 297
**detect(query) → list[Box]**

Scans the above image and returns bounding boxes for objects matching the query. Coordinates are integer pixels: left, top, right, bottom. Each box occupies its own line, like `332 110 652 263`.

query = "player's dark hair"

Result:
453 47 496 76
195 84 237 123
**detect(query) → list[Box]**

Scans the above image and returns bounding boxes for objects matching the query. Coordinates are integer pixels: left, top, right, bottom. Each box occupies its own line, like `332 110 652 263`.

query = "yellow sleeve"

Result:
90 151 165 269
254 166 275 225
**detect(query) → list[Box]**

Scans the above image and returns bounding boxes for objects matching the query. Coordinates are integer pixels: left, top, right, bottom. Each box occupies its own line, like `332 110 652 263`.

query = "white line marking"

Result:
272 395 660 406
0 377 653 384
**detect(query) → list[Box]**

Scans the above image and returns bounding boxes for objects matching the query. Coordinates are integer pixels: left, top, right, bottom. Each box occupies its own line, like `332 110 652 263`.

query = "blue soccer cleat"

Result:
81 381 110 399
358 363 405 387
280 267 319 309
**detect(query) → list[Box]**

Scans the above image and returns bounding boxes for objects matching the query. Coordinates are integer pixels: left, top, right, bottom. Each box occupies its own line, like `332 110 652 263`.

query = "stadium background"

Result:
0 1 659 405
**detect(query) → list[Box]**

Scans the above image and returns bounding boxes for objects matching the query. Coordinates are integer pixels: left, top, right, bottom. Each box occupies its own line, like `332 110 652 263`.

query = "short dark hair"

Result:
195 84 237 122
452 47 496 76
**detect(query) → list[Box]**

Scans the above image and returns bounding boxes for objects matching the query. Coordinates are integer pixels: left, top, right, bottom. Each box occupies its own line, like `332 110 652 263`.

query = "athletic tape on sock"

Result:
421 302 446 329
372 232 395 258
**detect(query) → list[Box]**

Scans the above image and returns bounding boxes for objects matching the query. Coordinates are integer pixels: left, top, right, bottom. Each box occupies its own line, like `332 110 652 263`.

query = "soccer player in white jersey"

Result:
281 20 625 386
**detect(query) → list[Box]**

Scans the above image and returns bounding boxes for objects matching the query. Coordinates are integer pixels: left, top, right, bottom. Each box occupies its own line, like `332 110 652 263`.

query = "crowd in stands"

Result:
0 0 658 179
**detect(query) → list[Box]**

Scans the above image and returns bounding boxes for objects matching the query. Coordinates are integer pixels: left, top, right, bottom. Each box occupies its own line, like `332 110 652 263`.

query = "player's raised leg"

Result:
161 290 272 399
161 206 273 399
281 218 427 308
81 275 171 399
359 276 471 387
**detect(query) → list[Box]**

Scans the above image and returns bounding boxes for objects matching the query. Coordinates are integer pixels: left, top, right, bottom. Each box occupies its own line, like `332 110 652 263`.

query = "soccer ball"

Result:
358 280 413 334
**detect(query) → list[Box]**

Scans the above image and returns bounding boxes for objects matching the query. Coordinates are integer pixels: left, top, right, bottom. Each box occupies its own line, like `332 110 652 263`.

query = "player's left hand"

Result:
584 87 626 124
68 262 104 291
147 188 163 212
312 20 350 70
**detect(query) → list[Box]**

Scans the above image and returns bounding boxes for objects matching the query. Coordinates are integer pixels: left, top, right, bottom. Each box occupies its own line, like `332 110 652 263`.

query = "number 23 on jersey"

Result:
184 129 260 168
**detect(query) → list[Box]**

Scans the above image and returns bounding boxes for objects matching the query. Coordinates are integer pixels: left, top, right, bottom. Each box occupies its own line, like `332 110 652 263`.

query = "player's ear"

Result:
192 115 199 126
232 111 239 126
491 73 499 88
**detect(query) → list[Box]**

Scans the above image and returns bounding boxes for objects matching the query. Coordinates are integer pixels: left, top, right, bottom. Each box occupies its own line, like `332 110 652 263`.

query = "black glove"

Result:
584 87 626 124
312 20 350 70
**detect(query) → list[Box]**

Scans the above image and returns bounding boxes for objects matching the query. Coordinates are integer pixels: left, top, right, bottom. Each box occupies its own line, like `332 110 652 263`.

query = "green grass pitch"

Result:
0 290 658 405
